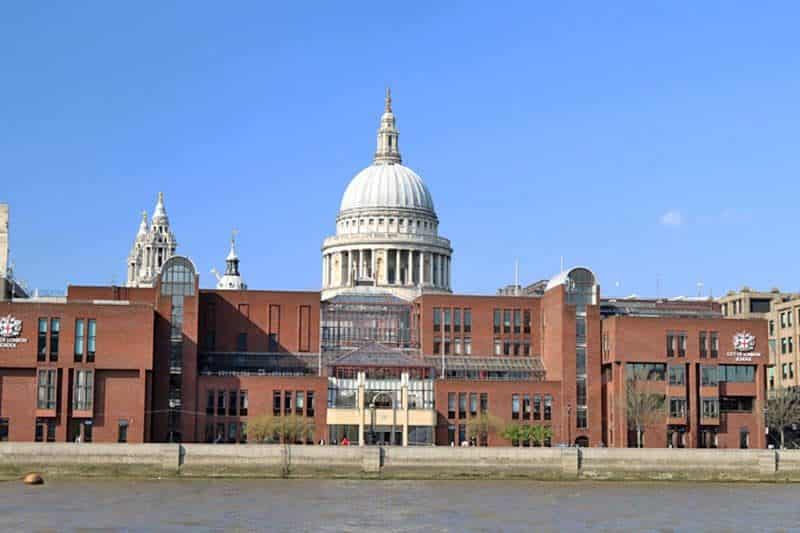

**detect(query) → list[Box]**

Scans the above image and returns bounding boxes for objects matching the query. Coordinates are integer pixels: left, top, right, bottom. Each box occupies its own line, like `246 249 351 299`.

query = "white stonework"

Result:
321 90 453 301
126 192 178 288
213 232 247 290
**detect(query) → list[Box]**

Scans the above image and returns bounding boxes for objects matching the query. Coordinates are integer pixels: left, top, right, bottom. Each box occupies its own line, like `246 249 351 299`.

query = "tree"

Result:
501 423 522 447
765 387 800 449
466 412 501 446
529 425 553 447
625 375 666 448
244 414 316 478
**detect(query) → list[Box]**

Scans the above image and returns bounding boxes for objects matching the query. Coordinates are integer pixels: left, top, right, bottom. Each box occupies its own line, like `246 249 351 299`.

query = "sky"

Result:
1 2 799 298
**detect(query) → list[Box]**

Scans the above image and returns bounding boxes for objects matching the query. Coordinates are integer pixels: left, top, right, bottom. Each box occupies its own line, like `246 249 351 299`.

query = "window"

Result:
668 365 685 385
666 333 675 358
669 398 687 418
444 338 451 355
523 341 530 356
791 363 795 380
479 393 488 413
447 393 456 419
87 319 96 362
720 396 754 412
782 338 788 354
493 309 501 334
699 332 707 358
503 340 510 356
769 320 775 336
576 378 587 406
494 339 501 355
0 419 7 441
626 363 666 381
284 391 292 415
503 309 511 334
783 363 788 380
217 390 226 416
74 319 85 361
544 395 552 421
700 366 719 387
458 393 467 419
37 318 47 361
790 311 795 327
454 338 462 355
295 391 304 415
464 309 472 333
576 346 586 375
228 422 237 443
523 309 531 334
306 391 314 417
72 370 94 411
49 318 60 361
273 390 281 416
522 394 531 420
206 390 215 415
228 391 237 416
710 332 719 358
740 429 749 449
702 398 719 419
469 393 478 417
575 317 586 342
240 422 247 444
678 333 687 358
118 420 129 443
236 332 248 352
576 406 587 429
37 369 57 409
433 308 441 332
513 342 520 356
511 394 520 419
448 424 456 445
453 309 461 333
35 418 56 443
533 395 541 420
443 309 451 333
433 337 441 355
239 390 249 416
718 365 755 383
790 337 795 354
513 309 521 334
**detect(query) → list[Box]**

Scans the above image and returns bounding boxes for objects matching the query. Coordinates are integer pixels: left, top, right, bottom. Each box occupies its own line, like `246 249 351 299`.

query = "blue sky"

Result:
2 2 799 297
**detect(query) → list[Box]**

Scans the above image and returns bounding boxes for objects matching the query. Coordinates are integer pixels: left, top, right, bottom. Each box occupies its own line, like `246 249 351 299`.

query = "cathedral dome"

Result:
339 163 435 216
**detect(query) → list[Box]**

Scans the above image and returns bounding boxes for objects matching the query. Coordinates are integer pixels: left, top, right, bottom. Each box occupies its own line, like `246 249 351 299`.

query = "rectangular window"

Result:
217 390 226 416
544 395 552 421
699 332 708 358
458 424 466 446
576 316 586 342
523 341 530 356
454 338 462 355
710 332 719 358
444 338 451 355
782 338 788 355
522 394 531 420
790 337 795 354
0 418 7 441
523 309 531 334
240 422 247 444
37 318 47 362
299 305 311 352
576 406 587 429
701 365 719 386
503 340 510 356
511 394 520 419
503 309 511 334
206 390 215 415
781 312 787 328
702 398 719 418
239 390 249 416
666 334 675 358
86 319 96 362
306 391 314 417
493 309 501 334
512 341 520 356
74 319 85 362
458 393 467 419
236 332 248 352
228 391 237 416
479 393 488 413
513 309 521 334
533 394 542 420
453 308 461 333
433 337 441 355
443 308 451 333
718 365 756 383
49 318 60 361
228 422 237 443
118 420 129 443
464 309 472 333
720 396 754 412
494 339 501 356
463 337 471 355
433 308 441 332
268 304 281 351
35 418 56 443
469 393 478 417
668 365 685 385
576 346 586 375
769 320 775 336
626 363 667 381
284 391 292 415
37 369 57 409
295 391 304 415
72 370 94 411
669 398 687 418
448 424 455 445
273 390 281 416
678 333 687 358
447 392 456 419
576 378 587 406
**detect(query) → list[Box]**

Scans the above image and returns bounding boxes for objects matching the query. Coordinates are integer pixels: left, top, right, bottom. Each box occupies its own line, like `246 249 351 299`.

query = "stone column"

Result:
405 250 413 286
416 251 423 286
371 249 376 282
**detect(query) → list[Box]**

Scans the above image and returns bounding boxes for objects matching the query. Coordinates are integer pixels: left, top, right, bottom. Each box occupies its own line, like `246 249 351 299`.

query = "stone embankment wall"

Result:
3 443 800 481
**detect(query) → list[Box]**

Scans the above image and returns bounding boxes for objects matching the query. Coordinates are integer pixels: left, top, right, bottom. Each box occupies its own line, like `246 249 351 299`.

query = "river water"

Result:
0 479 798 532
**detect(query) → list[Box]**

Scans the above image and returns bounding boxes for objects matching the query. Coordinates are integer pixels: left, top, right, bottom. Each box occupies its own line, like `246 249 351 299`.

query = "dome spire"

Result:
152 191 169 227
374 88 401 165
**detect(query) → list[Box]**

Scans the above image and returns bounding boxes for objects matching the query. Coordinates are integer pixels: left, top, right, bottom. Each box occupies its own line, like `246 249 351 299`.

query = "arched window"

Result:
161 256 196 296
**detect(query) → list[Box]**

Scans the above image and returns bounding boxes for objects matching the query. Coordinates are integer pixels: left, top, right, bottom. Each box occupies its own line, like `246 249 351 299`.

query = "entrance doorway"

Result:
366 426 402 446
68 419 93 442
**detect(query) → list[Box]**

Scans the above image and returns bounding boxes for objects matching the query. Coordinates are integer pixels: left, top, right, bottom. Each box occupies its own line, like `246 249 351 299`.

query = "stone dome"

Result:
339 163 435 216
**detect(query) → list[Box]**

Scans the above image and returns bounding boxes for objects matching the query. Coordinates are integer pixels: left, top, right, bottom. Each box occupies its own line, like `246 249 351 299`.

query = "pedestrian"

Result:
341 436 350 446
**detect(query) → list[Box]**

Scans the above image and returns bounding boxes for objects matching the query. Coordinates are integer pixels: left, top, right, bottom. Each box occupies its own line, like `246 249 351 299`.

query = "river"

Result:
0 479 797 531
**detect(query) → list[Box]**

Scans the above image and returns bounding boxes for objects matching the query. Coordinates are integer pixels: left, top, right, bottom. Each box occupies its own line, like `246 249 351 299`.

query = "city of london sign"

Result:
728 331 760 362
0 315 27 348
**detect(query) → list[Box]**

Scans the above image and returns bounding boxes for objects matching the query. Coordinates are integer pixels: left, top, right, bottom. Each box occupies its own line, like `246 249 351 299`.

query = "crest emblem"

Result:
733 331 756 353
0 315 22 338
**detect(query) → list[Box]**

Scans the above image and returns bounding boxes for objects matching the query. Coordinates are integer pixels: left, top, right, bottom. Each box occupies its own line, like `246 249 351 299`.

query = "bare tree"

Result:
765 387 800 449
626 375 666 448
244 414 315 477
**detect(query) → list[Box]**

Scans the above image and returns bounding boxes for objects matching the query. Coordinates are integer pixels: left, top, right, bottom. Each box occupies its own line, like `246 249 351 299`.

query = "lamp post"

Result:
567 403 572 446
